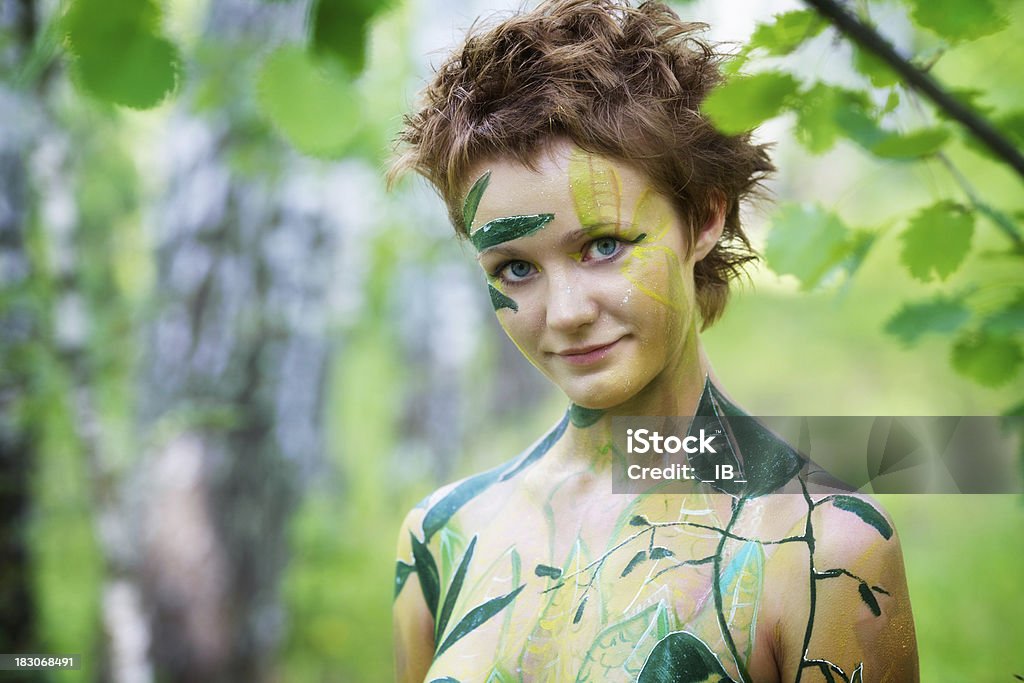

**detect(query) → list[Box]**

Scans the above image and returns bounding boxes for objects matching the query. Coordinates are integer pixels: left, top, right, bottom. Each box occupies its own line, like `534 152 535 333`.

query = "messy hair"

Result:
390 0 774 327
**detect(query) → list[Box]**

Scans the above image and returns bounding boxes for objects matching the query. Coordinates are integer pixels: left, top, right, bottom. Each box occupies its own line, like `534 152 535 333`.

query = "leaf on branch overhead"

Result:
951 331 1023 386
749 10 827 56
899 202 974 282
904 0 1009 43
884 296 971 345
764 203 855 290
793 83 874 154
256 44 361 158
982 295 1024 336
853 43 900 88
311 0 395 75
870 127 950 160
702 71 801 134
63 0 181 108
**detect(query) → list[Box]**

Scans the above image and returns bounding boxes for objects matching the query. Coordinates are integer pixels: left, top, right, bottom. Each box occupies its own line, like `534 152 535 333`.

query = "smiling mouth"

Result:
556 338 622 365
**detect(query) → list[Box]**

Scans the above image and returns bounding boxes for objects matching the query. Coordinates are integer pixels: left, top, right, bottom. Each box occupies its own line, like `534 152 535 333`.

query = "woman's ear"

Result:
693 195 726 262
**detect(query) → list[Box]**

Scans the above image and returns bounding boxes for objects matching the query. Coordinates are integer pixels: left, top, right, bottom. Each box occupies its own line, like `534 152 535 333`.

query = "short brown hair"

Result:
390 0 774 327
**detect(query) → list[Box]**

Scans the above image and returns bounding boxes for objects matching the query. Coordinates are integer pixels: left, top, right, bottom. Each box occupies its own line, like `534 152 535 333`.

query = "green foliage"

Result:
763 204 853 289
311 0 394 74
827 496 894 540
903 0 1009 43
899 202 974 282
885 296 970 345
63 0 180 108
701 71 800 134
256 45 361 157
749 10 827 56
951 330 1023 386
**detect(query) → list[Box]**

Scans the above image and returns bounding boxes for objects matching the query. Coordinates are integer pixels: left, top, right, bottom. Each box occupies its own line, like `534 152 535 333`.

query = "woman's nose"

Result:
545 269 599 333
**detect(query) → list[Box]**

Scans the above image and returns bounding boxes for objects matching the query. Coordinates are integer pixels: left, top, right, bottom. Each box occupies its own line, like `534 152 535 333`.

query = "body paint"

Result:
470 213 555 252
569 404 604 428
463 171 491 231
488 283 518 312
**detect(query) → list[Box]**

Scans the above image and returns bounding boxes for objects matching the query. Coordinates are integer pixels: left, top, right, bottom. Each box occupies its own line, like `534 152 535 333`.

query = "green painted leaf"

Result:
884 296 970 345
906 0 1009 43
702 71 801 134
394 560 414 600
630 515 650 527
573 595 588 624
534 564 563 579
429 678 461 683
899 202 974 282
409 533 440 619
764 204 853 289
858 582 882 617
570 404 605 428
870 128 950 159
463 171 491 232
853 44 899 87
470 214 555 252
749 10 826 56
575 602 670 682
829 496 893 540
498 412 570 482
256 45 360 157
649 546 674 560
488 284 518 312
637 631 734 682
621 550 647 577
850 664 864 683
718 541 765 667
436 536 477 644
951 331 1023 387
64 0 180 108
422 467 503 543
435 584 525 658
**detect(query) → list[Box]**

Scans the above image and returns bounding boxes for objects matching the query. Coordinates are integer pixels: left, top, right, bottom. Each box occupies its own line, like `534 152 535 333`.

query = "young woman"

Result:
389 2 918 681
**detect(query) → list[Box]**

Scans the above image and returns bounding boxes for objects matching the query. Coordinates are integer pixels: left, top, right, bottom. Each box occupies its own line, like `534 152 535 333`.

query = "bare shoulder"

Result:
761 492 919 682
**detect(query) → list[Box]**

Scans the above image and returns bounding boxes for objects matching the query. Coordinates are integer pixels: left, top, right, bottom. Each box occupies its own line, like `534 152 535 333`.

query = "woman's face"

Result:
466 141 721 411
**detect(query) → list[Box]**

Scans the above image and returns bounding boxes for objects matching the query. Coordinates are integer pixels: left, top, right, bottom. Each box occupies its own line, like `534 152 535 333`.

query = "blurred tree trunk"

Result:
128 1 336 680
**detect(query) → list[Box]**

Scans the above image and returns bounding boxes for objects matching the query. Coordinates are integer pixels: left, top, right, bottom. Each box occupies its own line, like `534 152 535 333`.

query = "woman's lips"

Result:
556 338 622 366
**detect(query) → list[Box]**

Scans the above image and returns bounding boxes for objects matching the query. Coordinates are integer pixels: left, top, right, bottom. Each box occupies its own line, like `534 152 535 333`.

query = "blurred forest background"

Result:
1 0 1022 680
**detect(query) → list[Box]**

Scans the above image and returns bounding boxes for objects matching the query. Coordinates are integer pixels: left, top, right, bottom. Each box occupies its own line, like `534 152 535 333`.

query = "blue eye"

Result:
584 237 623 261
496 260 535 282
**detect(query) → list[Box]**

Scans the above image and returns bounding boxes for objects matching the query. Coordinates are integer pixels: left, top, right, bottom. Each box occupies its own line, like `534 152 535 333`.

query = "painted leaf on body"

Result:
718 541 765 667
395 560 415 599
470 214 555 252
570 404 605 428
568 149 622 228
436 536 478 643
637 631 735 683
463 171 491 232
858 582 882 617
828 496 893 540
575 601 671 683
621 550 648 577
488 284 518 312
410 532 441 618
649 547 674 561
435 584 525 658
422 466 504 543
535 564 563 579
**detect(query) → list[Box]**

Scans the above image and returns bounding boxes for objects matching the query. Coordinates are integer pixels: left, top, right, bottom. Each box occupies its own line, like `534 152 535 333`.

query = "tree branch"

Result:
802 0 1024 182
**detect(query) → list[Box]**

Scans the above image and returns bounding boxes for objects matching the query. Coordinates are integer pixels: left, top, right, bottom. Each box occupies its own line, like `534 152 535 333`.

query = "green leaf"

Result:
637 631 733 682
649 547 674 560
905 0 1009 43
311 0 386 75
870 128 950 159
463 171 491 232
435 584 525 658
256 44 360 157
422 467 503 543
702 71 801 134
884 296 970 345
573 596 588 624
983 296 1024 335
850 664 864 683
900 202 974 282
409 533 440 619
394 560 414 600
621 550 647 577
764 204 853 289
828 495 893 540
575 602 670 682
534 564 563 579
629 515 650 527
436 536 477 644
749 10 827 56
64 0 180 108
951 331 1023 387
793 84 874 154
853 44 899 88
858 582 882 617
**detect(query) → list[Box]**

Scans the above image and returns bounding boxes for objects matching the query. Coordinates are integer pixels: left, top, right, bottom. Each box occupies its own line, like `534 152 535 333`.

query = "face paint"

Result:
463 170 491 231
470 213 555 253
488 283 518 312
569 404 605 428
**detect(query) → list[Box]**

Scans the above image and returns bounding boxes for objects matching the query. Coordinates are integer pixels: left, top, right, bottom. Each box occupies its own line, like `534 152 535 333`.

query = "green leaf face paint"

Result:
469 213 555 253
463 170 491 232
488 284 518 312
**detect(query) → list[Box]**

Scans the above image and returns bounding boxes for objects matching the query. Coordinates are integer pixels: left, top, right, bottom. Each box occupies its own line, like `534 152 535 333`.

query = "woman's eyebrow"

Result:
470 213 555 252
